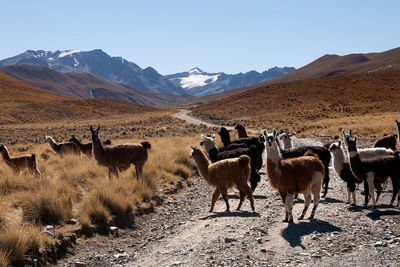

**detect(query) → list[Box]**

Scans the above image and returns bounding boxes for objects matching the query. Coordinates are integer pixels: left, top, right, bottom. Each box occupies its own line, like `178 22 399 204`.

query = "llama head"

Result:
396 120 400 129
190 146 202 159
45 136 53 143
200 135 217 152
346 136 358 153
0 144 5 152
328 140 342 152
263 129 278 147
218 127 230 136
234 124 244 131
69 136 78 142
90 126 102 143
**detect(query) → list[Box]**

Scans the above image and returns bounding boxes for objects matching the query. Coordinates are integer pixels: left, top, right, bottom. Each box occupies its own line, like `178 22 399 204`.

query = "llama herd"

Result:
0 126 151 180
191 122 400 223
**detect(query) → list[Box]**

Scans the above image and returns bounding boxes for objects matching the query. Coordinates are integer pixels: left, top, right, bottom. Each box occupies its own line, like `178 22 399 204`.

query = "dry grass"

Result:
0 133 199 264
191 67 400 138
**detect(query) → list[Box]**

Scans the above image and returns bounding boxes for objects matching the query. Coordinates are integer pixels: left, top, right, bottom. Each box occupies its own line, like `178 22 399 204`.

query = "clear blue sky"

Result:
0 0 399 74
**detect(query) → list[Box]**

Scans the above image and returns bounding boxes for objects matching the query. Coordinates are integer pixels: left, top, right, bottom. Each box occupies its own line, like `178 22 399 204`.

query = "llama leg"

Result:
299 189 311 220
375 183 383 205
210 189 220 212
347 187 351 204
135 164 140 180
220 188 230 212
389 179 399 207
366 173 376 208
286 193 294 223
310 180 322 219
322 166 329 198
363 181 369 208
283 194 289 222
237 190 245 211
243 185 255 211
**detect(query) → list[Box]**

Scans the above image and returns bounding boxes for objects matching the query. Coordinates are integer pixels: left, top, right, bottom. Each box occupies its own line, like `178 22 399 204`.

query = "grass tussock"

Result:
17 184 73 225
0 227 28 264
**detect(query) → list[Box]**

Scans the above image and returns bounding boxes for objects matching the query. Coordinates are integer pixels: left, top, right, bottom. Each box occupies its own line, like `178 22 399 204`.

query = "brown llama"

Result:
45 136 79 158
373 134 397 151
263 129 325 223
190 146 255 212
90 126 151 179
69 135 111 157
0 144 41 177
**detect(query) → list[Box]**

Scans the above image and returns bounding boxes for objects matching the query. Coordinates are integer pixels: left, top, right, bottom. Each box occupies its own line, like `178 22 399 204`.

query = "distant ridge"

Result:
0 64 195 106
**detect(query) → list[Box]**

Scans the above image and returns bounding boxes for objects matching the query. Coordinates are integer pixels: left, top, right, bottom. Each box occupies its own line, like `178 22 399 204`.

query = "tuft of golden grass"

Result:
0 227 28 263
17 185 73 225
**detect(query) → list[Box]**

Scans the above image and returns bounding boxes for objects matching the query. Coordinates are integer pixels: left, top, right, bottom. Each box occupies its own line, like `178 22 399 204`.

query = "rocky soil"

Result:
58 135 400 267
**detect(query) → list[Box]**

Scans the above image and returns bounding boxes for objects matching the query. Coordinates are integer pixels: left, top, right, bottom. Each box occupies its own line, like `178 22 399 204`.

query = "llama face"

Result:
234 124 244 130
346 136 357 152
329 141 341 152
90 126 102 143
200 135 217 151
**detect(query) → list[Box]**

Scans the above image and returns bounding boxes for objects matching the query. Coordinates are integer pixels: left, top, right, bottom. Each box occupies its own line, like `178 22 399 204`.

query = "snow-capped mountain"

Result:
166 66 295 96
0 49 185 94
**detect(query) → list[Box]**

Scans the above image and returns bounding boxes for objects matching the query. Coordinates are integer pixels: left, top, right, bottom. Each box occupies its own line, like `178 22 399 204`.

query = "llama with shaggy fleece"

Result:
190 146 254 212
0 144 41 177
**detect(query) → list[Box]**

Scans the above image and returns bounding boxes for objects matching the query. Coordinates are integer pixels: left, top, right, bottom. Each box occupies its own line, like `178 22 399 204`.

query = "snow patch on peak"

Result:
180 73 220 89
58 50 81 58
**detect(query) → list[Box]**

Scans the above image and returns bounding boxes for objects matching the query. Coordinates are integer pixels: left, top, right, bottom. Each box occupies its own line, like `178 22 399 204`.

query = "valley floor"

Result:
58 137 400 267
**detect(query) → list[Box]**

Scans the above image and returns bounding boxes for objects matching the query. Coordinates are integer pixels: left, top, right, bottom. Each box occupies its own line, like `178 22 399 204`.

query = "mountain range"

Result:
0 49 294 97
165 66 294 96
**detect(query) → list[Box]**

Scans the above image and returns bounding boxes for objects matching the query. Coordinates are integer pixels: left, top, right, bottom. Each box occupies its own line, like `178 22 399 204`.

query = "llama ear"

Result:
349 130 352 136
273 129 277 137
190 146 195 150
90 126 94 132
396 120 399 125
338 140 342 147
201 135 206 139
354 136 357 142
96 126 100 132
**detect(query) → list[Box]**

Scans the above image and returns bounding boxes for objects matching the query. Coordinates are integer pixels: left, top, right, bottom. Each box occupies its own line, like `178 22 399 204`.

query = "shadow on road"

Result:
281 219 342 249
200 210 260 220
366 208 400 220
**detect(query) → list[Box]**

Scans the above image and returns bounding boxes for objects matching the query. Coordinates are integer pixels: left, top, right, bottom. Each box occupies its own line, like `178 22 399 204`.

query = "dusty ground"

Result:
57 113 400 267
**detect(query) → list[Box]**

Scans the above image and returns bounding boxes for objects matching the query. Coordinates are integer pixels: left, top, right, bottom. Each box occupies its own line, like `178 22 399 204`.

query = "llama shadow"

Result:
366 209 400 221
347 205 363 212
320 197 343 204
228 194 267 200
200 210 260 220
281 220 342 249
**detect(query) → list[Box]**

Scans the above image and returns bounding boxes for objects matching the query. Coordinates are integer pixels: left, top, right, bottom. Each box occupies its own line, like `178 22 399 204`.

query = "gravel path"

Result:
58 112 400 267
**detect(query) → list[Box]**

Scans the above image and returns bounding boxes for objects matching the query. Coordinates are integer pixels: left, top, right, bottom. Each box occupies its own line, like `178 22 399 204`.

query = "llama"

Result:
200 135 261 191
373 134 397 151
218 127 264 171
200 134 248 153
69 135 111 157
263 129 325 223
0 144 41 177
45 136 80 158
344 134 400 208
190 146 255 212
273 135 331 198
329 141 365 205
90 126 151 179
397 120 400 143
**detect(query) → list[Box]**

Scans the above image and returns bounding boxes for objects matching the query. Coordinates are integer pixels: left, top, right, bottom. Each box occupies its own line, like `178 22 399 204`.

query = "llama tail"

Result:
141 141 151 149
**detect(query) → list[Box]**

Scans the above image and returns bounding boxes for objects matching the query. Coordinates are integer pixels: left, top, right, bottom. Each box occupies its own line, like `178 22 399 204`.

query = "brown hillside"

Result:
0 72 157 124
0 64 195 106
191 67 400 136
179 46 400 106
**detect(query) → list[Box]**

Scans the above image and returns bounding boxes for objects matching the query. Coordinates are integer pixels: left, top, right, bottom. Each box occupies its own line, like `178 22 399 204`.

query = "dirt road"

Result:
59 112 400 267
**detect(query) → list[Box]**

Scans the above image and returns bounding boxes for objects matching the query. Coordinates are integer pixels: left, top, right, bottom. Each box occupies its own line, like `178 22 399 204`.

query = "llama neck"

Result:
92 136 105 156
266 140 282 165
46 137 57 150
282 138 293 150
331 148 346 174
238 128 247 138
193 152 210 180
0 148 11 162
204 141 217 154
221 133 232 146
348 149 365 179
